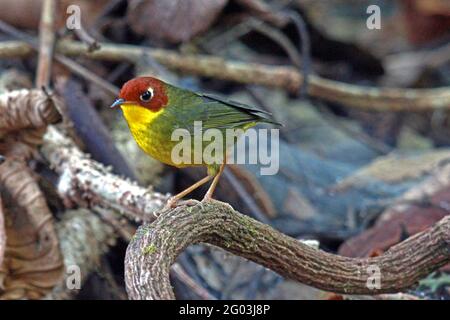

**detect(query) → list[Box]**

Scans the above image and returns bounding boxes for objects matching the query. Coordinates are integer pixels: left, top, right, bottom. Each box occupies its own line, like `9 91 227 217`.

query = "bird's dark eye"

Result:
140 90 153 102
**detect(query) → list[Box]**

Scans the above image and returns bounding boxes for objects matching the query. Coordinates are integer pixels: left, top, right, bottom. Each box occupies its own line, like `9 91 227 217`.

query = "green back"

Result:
163 84 280 133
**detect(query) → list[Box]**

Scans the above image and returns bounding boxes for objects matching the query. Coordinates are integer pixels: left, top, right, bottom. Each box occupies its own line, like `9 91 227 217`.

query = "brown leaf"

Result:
0 89 61 135
0 87 63 299
339 206 448 257
338 189 450 272
338 159 450 273
0 159 64 299
401 0 450 44
127 0 228 43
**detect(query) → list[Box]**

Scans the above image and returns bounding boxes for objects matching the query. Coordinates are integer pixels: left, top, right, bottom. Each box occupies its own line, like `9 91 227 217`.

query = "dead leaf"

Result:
0 87 64 299
339 205 448 257
401 0 450 44
0 160 64 299
339 158 450 273
0 89 61 136
127 0 228 43
333 150 450 191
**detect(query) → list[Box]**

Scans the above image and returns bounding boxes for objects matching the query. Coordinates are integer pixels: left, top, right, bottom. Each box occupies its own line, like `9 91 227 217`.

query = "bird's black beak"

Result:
110 98 125 109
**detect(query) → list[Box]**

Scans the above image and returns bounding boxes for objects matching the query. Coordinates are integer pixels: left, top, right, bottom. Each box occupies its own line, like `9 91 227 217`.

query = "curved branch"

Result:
125 200 450 300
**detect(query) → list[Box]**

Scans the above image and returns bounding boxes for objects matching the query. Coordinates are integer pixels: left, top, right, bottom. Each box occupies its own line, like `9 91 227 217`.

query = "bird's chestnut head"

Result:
111 76 169 112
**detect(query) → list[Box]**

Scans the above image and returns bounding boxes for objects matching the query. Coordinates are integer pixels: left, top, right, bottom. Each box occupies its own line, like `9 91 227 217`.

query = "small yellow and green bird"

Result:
111 76 280 207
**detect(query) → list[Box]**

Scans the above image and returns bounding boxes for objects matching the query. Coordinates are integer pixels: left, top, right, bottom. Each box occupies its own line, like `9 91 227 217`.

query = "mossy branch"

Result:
125 200 450 300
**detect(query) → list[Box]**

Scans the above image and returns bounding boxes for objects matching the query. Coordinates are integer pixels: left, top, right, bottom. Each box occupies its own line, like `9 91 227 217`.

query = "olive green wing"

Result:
165 85 281 133
179 93 281 132
199 93 281 128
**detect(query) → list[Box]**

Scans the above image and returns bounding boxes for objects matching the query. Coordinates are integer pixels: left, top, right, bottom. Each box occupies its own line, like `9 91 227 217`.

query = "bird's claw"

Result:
201 194 213 203
178 199 201 207
163 198 201 211
162 197 179 210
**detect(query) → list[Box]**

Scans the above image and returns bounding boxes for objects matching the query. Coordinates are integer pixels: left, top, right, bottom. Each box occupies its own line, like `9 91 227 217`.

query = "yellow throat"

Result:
120 104 164 126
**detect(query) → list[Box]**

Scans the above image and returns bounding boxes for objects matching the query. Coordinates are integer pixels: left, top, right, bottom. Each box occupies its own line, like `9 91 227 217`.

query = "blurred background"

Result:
0 0 449 300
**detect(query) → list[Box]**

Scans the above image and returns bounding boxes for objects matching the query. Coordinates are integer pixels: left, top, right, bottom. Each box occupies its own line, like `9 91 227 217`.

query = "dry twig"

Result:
54 40 450 111
0 22 118 96
73 26 100 52
36 0 56 88
2 39 449 111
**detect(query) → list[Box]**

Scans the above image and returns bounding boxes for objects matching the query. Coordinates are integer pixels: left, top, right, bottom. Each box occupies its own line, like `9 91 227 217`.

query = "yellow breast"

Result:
120 104 176 165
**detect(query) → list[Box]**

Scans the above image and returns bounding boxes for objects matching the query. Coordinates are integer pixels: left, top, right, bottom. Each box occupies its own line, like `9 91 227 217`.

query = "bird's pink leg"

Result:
203 163 226 201
165 175 213 208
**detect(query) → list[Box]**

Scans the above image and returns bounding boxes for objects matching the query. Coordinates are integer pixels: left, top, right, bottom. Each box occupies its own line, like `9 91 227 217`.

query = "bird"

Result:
111 76 280 208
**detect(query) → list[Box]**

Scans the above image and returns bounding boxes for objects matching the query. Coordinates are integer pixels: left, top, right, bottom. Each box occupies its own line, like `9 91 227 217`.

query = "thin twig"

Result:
36 0 56 88
223 169 271 224
171 263 217 300
1 39 450 110
204 18 302 67
73 26 100 52
282 9 312 96
53 40 450 111
0 20 118 96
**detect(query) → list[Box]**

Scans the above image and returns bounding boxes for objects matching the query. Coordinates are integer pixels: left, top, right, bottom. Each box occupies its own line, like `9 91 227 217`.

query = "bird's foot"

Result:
201 194 214 203
178 199 201 207
163 197 201 211
163 196 180 210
